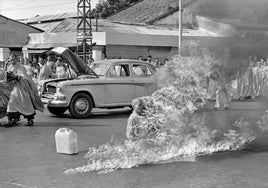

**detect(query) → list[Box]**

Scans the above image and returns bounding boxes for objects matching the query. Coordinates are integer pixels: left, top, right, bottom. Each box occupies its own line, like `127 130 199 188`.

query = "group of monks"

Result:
207 57 268 110
236 58 268 100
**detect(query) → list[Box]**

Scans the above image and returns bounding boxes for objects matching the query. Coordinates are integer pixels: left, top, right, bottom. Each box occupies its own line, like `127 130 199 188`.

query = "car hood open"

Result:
47 47 98 77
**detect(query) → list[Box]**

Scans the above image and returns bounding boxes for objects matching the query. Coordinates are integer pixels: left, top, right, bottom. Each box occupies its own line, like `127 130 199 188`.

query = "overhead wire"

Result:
2 1 75 11
3 0 36 11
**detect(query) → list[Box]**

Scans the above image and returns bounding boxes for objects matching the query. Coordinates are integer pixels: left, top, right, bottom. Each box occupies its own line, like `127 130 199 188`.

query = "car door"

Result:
105 63 134 105
132 63 156 98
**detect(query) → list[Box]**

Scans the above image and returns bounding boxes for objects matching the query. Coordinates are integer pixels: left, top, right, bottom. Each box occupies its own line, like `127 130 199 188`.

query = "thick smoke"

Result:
188 0 268 62
189 0 268 25
63 1 268 174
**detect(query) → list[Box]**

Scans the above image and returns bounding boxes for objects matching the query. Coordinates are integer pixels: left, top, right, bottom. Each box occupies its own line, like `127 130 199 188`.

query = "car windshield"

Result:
90 63 110 76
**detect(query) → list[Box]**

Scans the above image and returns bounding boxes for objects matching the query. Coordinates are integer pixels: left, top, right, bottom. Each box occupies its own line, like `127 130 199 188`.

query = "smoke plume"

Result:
189 0 268 25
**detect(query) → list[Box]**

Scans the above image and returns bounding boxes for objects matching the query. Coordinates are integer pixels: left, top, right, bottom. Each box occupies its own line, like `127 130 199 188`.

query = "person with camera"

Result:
1 54 44 128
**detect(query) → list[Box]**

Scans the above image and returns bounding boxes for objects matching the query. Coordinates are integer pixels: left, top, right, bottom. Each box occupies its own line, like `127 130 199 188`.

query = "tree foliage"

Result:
91 0 141 18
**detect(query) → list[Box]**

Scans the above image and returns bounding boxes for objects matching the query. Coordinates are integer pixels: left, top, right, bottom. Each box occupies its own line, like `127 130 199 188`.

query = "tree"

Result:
92 0 141 18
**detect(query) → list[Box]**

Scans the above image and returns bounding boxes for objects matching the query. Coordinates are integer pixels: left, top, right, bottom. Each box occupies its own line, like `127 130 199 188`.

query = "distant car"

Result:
40 47 157 118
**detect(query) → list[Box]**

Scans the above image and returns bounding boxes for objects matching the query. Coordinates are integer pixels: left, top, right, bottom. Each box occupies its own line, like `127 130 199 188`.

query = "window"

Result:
90 63 110 76
111 64 130 77
133 64 152 77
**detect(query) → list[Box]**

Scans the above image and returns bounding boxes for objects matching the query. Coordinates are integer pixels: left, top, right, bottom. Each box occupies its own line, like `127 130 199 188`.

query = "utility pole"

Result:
178 0 183 56
0 0 2 14
77 0 93 63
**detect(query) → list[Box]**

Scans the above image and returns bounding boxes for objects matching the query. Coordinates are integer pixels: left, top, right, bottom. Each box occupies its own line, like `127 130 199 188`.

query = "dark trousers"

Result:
7 112 35 121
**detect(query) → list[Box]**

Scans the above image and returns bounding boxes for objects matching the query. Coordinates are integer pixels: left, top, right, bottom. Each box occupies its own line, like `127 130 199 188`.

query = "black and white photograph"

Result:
1 0 268 187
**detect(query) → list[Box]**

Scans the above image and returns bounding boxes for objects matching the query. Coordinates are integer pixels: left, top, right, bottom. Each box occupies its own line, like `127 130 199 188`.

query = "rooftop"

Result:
29 18 222 37
22 12 77 24
107 0 197 25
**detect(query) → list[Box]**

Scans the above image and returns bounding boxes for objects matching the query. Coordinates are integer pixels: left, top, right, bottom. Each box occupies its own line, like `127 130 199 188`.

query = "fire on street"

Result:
1 99 268 188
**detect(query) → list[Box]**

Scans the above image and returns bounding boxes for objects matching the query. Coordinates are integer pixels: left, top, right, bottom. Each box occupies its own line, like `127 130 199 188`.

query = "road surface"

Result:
0 99 268 188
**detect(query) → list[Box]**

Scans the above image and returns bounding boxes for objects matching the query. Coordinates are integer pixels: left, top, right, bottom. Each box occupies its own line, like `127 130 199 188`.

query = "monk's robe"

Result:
6 63 44 116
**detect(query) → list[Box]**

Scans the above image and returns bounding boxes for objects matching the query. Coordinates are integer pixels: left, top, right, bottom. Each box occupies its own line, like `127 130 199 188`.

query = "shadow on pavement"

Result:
47 108 132 120
197 135 268 162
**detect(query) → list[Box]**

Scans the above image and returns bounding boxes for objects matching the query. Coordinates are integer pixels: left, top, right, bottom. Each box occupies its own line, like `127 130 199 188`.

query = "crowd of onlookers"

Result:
107 55 169 68
0 53 169 84
137 55 169 68
0 54 77 84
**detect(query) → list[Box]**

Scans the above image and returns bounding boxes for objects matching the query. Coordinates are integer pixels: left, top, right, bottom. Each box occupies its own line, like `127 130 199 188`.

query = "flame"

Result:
65 113 266 174
65 51 268 174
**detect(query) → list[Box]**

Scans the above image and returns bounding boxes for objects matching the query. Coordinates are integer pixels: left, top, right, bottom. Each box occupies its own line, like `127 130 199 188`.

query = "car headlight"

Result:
56 87 61 93
53 87 66 101
37 83 43 96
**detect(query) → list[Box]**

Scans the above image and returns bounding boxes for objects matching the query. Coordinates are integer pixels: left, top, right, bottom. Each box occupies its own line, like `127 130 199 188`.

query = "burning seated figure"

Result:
126 98 160 140
126 98 147 140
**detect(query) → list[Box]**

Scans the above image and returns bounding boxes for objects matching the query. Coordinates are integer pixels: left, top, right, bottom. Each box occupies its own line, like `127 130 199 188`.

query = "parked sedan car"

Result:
40 47 157 118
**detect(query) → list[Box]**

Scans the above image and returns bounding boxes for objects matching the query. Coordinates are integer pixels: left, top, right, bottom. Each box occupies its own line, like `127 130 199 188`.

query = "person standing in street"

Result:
163 58 169 66
55 57 67 78
208 70 237 110
137 56 144 61
19 55 25 65
24 58 34 78
152 58 161 68
38 54 56 80
38 55 46 69
0 61 5 80
1 54 44 127
146 55 153 64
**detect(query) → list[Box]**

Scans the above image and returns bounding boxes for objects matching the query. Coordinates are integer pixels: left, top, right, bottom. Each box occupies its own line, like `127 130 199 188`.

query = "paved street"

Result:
2 0 268 187
1 99 268 188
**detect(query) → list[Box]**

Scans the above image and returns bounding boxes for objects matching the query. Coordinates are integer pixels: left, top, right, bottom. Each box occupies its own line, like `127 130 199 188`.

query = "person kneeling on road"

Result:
126 98 162 141
126 98 148 140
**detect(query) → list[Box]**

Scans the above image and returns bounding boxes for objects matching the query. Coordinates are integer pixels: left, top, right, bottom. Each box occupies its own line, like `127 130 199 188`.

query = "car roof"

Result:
93 59 155 69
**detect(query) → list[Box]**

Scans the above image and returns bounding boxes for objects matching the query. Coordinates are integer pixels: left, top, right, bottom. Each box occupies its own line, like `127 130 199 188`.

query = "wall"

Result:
27 32 77 48
106 35 268 63
0 48 10 62
106 45 177 61
105 32 179 47
0 16 41 48
24 30 268 63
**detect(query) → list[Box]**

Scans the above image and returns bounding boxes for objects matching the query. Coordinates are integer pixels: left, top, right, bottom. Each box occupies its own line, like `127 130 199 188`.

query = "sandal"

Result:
25 119 34 127
1 121 15 128
11 118 21 124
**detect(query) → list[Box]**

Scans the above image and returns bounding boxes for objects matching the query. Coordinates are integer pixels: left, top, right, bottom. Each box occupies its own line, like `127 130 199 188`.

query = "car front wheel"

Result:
69 93 93 119
47 106 67 117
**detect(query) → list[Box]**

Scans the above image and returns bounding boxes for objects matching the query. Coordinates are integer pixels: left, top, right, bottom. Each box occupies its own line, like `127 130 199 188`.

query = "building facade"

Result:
0 14 42 61
21 0 268 63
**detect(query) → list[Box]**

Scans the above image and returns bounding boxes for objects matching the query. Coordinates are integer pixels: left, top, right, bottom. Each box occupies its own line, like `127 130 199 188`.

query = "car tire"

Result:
47 106 67 117
69 93 93 119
